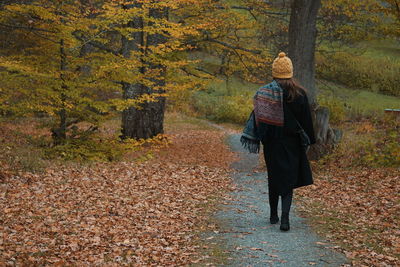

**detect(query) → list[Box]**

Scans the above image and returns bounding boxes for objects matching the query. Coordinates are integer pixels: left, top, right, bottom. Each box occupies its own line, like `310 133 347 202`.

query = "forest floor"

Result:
0 113 237 266
295 120 400 267
1 113 399 266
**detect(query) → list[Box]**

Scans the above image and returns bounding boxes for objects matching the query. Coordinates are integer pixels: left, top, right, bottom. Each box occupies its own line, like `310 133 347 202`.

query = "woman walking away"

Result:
254 52 316 231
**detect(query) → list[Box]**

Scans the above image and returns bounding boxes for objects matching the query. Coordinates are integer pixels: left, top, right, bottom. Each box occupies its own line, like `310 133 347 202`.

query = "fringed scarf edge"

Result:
240 134 260 154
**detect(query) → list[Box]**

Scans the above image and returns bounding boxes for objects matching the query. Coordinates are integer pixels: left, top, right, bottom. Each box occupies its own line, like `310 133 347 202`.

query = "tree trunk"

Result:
52 38 68 145
78 42 95 76
288 0 320 105
288 0 342 159
121 4 168 139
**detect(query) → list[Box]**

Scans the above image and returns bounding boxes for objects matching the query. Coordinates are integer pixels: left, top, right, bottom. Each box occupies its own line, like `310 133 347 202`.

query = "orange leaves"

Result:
1 163 214 264
295 119 399 265
297 164 400 266
0 118 235 266
355 121 376 134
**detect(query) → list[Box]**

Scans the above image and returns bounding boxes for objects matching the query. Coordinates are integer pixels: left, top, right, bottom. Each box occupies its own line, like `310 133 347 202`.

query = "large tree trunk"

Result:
121 4 167 139
288 0 341 159
288 0 320 105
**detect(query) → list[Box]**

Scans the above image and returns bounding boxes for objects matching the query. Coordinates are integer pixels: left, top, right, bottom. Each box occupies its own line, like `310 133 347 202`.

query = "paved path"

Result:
209 134 348 266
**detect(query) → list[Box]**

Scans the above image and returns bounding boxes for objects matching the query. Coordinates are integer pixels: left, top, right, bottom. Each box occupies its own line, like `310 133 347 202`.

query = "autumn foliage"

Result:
296 118 400 266
0 115 236 266
0 0 399 266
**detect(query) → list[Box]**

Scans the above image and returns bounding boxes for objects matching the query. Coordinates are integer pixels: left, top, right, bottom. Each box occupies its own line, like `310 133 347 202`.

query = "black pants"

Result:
268 184 293 215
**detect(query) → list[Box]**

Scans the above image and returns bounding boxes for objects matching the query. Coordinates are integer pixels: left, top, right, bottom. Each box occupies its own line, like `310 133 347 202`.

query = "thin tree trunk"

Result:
52 38 68 144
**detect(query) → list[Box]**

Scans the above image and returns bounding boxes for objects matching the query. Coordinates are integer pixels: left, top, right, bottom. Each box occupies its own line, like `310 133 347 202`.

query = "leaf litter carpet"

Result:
0 124 236 266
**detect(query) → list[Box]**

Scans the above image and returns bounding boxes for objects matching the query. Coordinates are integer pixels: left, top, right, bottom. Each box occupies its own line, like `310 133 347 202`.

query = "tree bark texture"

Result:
288 0 320 105
288 0 342 160
121 4 168 140
52 38 68 144
307 107 343 160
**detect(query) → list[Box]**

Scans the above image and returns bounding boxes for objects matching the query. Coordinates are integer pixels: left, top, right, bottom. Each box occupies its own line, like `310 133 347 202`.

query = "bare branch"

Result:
72 31 120 56
28 29 58 43
205 36 262 54
0 22 57 33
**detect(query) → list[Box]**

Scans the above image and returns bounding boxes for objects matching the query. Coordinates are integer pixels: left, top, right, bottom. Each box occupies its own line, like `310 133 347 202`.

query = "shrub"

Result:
192 91 253 124
44 138 125 162
316 52 400 97
43 133 170 162
358 116 400 167
319 115 399 168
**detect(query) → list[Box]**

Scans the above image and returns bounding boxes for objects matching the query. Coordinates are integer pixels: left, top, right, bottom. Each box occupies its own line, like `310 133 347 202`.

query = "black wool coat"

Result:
261 88 316 196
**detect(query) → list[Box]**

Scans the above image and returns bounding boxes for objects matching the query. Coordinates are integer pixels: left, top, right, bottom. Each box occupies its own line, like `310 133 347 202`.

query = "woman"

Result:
254 52 316 231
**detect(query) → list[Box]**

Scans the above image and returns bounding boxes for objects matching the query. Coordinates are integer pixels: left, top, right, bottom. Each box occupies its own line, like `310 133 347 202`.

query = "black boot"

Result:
280 212 290 231
280 191 293 231
268 187 279 224
270 212 279 224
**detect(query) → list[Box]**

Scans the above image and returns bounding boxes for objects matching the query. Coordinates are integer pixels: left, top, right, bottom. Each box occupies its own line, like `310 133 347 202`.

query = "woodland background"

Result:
0 0 399 266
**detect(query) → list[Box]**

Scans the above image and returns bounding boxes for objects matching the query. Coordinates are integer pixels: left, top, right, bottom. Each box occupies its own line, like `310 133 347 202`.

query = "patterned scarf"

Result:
240 111 260 153
240 81 284 154
253 80 284 127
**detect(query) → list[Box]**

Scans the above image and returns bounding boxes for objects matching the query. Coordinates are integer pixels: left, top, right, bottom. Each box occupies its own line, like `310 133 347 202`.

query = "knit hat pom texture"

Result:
272 52 293 79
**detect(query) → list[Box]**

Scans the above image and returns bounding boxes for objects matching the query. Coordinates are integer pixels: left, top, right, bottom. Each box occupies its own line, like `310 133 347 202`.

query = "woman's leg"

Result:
268 183 279 224
281 189 293 214
280 189 293 231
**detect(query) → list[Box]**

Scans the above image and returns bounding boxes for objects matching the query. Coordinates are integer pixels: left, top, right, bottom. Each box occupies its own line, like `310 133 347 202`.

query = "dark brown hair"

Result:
274 78 306 102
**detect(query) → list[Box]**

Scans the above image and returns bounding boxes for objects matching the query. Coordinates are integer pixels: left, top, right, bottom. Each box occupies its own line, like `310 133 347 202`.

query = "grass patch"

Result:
359 39 400 60
316 79 399 120
191 77 259 125
316 40 400 97
189 74 399 126
164 112 218 132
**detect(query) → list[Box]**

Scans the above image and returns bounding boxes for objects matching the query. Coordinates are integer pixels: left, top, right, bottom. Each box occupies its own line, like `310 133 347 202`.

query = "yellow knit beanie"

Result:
272 52 293 79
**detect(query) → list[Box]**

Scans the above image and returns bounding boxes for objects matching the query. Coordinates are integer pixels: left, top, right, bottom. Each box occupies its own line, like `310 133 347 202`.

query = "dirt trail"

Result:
203 131 349 266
